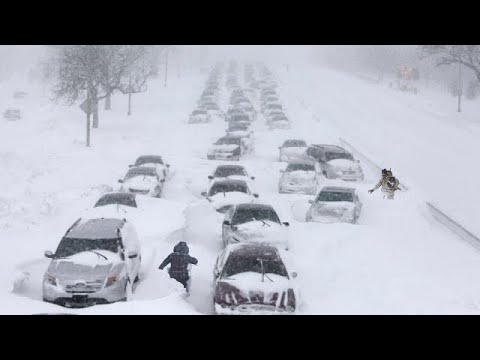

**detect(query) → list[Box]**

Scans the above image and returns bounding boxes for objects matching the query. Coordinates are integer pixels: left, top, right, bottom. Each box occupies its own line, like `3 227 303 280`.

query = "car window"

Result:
231 207 281 226
222 252 288 278
55 238 121 258
317 191 354 202
209 182 248 196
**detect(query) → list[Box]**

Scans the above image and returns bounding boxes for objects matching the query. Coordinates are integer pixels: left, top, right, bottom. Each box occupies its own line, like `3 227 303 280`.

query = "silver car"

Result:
279 161 319 195
305 186 362 224
43 218 141 307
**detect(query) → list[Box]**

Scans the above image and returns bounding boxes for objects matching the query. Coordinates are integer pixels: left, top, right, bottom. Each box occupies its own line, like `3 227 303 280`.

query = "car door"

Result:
222 206 235 246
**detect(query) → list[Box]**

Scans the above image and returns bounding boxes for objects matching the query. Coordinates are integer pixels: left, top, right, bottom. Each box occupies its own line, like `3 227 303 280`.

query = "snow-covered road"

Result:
3 63 480 314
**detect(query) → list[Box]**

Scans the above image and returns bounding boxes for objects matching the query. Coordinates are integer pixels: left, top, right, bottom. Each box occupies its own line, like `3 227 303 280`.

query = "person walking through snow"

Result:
369 169 400 200
159 241 198 291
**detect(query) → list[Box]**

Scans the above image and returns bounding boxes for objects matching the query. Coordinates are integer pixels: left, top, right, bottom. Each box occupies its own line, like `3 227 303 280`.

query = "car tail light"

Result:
46 274 57 286
105 275 120 287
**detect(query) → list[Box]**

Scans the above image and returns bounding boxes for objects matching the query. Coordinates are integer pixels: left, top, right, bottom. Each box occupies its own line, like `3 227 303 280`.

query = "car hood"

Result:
208 192 253 208
281 171 316 183
47 251 123 281
232 221 288 246
221 272 290 292
123 177 157 190
209 144 240 153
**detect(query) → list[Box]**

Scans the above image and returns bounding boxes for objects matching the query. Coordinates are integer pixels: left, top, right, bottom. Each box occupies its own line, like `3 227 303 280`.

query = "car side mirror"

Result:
160 179 166 183
127 251 138 259
223 220 231 226
44 250 54 259
291 272 297 279
308 200 314 204
118 179 124 184
253 194 259 198
208 175 214 180
250 176 255 180
201 192 208 197
213 269 220 279
282 222 290 227
128 164 134 168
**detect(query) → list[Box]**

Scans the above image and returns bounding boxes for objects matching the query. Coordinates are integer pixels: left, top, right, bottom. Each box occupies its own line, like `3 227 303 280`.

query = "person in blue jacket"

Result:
159 242 198 291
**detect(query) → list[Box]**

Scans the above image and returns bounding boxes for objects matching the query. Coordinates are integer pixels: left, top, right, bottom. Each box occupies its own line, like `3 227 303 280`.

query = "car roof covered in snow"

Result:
65 218 126 240
320 186 356 194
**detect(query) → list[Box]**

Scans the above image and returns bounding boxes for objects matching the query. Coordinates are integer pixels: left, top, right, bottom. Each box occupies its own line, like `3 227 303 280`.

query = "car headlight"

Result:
105 275 120 287
46 273 57 286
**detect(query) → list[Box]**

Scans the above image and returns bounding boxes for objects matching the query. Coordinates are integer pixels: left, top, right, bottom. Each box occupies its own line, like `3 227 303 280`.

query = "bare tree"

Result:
420 45 480 83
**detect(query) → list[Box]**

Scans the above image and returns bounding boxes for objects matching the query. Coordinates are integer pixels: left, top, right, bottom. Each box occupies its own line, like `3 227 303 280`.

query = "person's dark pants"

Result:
170 273 189 290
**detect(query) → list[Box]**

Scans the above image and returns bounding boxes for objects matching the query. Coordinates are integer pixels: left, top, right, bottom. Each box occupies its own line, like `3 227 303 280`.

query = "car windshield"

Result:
231 115 249 122
325 152 354 162
94 194 137 208
214 167 246 178
273 116 288 121
229 124 248 131
222 252 288 278
55 238 120 258
209 182 248 196
232 207 280 225
268 104 282 110
318 191 354 202
135 156 163 166
284 140 307 148
125 168 157 181
215 137 241 146
286 163 315 172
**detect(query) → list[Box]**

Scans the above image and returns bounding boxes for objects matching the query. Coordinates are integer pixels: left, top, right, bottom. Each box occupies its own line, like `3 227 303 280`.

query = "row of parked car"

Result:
201 63 299 314
278 139 364 224
42 155 171 308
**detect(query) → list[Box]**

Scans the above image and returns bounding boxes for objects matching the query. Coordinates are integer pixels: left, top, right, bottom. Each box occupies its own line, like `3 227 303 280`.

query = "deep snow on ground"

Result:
3 62 480 314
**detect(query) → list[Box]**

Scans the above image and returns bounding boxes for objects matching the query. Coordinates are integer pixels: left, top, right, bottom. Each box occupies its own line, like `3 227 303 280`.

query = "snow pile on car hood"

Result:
209 144 240 153
209 192 254 209
233 221 289 248
123 176 156 190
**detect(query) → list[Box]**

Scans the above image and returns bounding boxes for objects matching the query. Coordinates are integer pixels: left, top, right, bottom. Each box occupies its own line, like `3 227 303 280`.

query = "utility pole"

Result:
457 62 463 113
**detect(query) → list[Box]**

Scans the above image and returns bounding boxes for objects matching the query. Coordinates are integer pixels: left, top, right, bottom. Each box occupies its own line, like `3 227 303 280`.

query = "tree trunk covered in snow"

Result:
105 93 111 110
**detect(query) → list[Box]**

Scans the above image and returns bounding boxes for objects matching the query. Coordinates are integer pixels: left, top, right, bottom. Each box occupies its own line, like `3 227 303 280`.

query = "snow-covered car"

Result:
304 145 364 181
278 139 308 162
222 203 290 250
279 161 319 195
201 179 259 213
43 218 141 307
189 109 211 124
228 114 252 127
129 155 170 180
226 122 252 138
118 166 165 197
213 243 297 314
268 115 291 130
3 108 21 121
238 103 257 121
207 136 244 161
305 186 362 224
200 102 224 119
263 103 283 117
225 107 247 122
208 164 255 182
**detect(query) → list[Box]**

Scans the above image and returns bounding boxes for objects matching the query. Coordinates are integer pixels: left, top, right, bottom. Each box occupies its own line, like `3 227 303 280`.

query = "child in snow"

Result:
159 241 198 291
